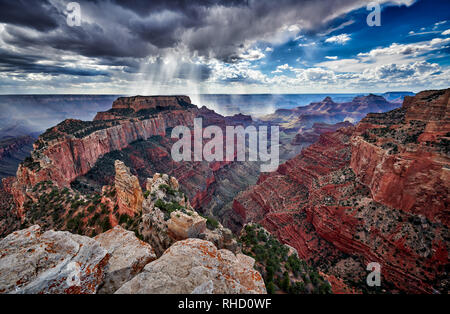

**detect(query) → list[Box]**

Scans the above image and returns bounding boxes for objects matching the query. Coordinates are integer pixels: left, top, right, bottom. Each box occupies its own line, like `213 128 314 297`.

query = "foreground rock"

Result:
0 225 109 294
115 238 266 294
94 226 156 294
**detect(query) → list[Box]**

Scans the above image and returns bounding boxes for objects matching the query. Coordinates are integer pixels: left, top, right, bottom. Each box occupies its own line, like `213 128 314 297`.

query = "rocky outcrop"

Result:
0 224 254 295
167 211 207 241
0 225 109 294
94 226 156 294
16 109 195 188
8 95 258 222
139 172 238 256
114 160 143 215
233 89 450 294
115 238 266 294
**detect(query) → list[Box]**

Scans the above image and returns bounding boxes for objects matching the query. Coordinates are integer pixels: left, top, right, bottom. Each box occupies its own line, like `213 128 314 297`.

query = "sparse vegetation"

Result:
240 224 331 294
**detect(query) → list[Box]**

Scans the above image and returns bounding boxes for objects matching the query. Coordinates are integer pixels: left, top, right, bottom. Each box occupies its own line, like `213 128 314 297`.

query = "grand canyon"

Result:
1 0 449 300
0 88 448 294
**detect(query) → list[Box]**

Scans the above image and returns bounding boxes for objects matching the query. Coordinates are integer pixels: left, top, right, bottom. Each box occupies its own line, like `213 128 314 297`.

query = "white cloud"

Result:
434 20 447 29
325 34 351 44
442 29 450 36
357 38 450 60
239 48 266 61
298 42 316 47
325 56 338 60
296 67 336 82
271 63 293 73
362 61 440 80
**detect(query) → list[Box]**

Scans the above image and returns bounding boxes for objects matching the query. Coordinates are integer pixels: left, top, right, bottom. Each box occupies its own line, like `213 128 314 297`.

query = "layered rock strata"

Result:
233 89 450 293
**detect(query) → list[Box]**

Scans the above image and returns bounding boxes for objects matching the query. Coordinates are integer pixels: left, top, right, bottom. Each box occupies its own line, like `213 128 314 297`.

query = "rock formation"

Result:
0 225 109 294
0 224 265 294
95 96 193 120
0 90 447 294
260 94 399 130
114 160 144 215
115 238 266 294
6 95 258 227
94 226 156 294
139 171 238 256
8 96 196 215
233 89 450 293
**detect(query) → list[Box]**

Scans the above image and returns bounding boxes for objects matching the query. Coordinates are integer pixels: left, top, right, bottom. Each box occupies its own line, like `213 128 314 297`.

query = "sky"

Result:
0 0 449 95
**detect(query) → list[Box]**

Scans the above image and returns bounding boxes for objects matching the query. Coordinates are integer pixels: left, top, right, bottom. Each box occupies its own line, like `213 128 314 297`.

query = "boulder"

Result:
0 225 109 294
94 226 156 294
115 239 266 294
167 211 206 240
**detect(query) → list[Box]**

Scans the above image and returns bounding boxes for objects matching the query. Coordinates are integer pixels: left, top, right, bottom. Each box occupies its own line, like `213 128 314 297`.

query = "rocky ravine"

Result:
233 89 449 294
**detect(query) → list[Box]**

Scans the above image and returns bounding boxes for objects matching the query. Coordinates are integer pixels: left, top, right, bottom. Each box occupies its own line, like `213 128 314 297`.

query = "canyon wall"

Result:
8 99 196 210
232 89 449 293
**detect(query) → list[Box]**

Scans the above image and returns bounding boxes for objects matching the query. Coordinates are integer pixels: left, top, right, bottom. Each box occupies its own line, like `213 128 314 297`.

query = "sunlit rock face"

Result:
233 89 450 294
351 89 450 225
115 238 266 294
114 160 144 216
0 225 109 294
94 226 156 294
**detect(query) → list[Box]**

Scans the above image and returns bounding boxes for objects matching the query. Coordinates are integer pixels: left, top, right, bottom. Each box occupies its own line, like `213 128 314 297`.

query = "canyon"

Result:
0 160 266 294
0 136 35 180
259 94 399 130
233 89 449 293
0 90 447 294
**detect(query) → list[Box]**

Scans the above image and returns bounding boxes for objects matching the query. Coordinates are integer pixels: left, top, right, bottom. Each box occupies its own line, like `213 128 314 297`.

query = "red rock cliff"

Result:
11 97 196 209
232 89 449 294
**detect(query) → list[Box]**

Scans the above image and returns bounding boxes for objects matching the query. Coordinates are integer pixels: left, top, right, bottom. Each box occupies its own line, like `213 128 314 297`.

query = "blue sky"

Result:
0 0 449 94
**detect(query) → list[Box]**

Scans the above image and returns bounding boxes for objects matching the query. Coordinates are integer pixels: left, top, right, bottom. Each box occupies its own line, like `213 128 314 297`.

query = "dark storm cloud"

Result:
0 0 60 31
104 0 249 17
0 48 108 76
0 0 402 77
